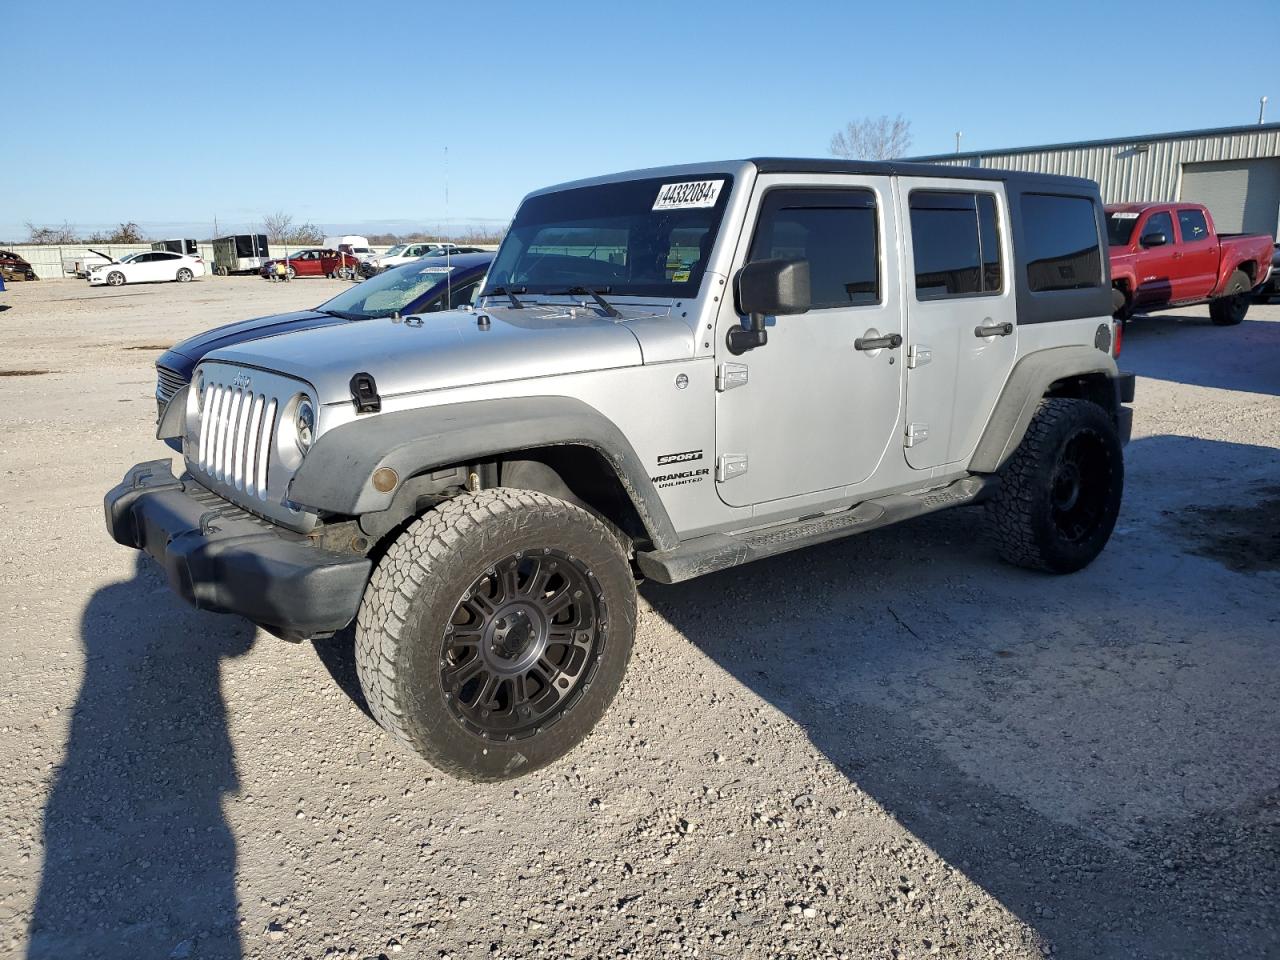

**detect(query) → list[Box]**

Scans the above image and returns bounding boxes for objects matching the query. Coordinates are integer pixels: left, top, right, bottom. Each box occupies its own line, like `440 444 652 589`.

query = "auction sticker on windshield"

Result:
653 180 724 211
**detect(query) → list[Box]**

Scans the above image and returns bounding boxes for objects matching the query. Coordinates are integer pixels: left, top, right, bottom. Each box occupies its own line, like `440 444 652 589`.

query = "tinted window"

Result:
1142 211 1173 244
1021 194 1103 292
909 191 1002 299
748 189 879 308
1177 208 1209 242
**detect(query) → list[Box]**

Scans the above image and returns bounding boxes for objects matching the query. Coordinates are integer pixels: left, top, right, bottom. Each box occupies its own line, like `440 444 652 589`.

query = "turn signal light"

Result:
1113 320 1124 358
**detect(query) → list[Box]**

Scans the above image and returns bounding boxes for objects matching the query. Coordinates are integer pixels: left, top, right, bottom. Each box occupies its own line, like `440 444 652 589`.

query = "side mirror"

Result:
729 259 811 355
1140 231 1168 248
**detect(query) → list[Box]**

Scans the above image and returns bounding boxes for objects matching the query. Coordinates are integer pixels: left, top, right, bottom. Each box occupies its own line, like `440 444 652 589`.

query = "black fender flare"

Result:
287 396 679 551
969 346 1122 474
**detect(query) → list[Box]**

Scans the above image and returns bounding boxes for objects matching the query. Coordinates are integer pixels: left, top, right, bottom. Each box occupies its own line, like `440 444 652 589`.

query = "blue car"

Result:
155 252 493 418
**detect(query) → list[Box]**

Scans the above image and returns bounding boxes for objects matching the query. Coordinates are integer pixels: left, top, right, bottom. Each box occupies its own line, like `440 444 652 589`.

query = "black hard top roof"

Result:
748 157 1097 191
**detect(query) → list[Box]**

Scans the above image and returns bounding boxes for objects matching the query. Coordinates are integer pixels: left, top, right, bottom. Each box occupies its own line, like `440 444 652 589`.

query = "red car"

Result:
1106 202 1273 326
259 248 361 280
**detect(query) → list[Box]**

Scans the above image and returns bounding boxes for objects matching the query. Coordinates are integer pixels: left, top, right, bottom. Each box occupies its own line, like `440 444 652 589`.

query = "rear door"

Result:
1173 207 1218 300
714 174 904 507
898 180 1015 470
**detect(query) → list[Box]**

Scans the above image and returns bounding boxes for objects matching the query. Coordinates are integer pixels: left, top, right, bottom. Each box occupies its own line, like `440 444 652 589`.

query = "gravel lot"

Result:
0 277 1277 960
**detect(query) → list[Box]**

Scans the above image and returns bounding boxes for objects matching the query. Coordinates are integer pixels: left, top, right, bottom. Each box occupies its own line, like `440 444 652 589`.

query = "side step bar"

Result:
635 475 994 584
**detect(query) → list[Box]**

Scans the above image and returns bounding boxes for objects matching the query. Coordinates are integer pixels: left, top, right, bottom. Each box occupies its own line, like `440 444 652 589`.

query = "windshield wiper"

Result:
567 286 621 319
317 308 367 321
483 285 526 309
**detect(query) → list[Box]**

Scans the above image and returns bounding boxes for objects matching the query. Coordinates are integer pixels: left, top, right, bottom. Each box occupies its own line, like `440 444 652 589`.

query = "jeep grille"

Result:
195 383 278 499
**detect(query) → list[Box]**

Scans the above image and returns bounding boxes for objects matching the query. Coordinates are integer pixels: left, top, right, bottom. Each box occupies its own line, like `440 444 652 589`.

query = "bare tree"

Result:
290 222 324 245
109 222 144 243
829 114 913 160
25 221 79 244
261 211 295 244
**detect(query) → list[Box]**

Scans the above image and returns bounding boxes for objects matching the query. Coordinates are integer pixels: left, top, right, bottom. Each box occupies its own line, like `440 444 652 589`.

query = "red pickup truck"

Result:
1106 202 1273 326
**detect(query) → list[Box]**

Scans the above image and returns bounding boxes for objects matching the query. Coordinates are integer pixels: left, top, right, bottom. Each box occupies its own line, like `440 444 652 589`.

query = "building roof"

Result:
910 121 1280 162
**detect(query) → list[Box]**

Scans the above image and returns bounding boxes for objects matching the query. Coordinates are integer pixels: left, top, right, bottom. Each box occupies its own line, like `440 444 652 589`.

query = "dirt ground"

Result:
0 277 1277 960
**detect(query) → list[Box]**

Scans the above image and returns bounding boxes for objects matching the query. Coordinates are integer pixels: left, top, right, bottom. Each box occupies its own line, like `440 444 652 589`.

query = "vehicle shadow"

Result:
641 434 1279 959
27 556 253 960
312 626 373 720
1121 308 1280 395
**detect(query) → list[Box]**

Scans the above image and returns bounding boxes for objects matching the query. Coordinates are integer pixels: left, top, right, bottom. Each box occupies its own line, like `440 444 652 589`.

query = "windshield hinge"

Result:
350 372 381 414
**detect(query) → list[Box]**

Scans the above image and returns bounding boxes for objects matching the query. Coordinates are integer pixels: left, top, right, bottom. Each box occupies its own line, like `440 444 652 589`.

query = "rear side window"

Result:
908 191 1003 299
748 188 879 308
1021 194 1103 292
1177 209 1209 242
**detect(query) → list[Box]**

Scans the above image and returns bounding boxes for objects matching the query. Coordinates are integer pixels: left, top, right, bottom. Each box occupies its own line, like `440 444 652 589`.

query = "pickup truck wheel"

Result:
1209 270 1252 325
354 488 637 781
986 397 1123 574
1111 286 1131 320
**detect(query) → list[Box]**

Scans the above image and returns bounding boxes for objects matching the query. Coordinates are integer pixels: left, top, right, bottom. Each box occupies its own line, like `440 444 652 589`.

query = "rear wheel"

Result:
1209 270 1252 326
106 271 125 287
986 397 1124 574
355 488 637 781
176 268 193 282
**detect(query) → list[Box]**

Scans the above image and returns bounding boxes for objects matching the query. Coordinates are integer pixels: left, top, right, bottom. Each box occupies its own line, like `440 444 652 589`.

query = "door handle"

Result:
854 332 902 351
974 321 1013 338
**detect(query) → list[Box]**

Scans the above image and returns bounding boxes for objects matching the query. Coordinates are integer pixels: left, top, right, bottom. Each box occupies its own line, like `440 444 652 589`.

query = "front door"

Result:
714 175 904 508
1132 210 1178 307
898 180 1017 470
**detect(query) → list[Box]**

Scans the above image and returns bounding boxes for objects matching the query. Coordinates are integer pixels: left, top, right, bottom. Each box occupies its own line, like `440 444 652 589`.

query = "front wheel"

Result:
176 268 193 282
106 271 125 287
285 265 296 280
355 488 637 781
986 397 1124 574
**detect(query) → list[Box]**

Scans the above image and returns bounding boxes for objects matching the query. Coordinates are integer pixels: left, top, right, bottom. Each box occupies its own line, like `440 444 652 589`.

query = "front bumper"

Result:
104 460 370 638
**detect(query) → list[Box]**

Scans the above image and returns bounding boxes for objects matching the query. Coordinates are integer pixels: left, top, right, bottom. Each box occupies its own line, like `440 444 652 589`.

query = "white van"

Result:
323 235 375 262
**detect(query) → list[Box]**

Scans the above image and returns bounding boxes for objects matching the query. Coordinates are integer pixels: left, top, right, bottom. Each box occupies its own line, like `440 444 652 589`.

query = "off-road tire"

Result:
986 397 1124 574
176 268 193 282
354 488 637 781
106 271 125 287
1209 270 1252 326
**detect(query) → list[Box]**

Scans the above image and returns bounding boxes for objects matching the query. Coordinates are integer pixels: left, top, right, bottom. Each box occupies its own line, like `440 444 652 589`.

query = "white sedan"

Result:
88 251 205 286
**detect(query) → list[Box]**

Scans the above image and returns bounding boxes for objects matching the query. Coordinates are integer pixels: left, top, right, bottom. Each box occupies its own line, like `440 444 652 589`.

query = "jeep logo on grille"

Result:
232 373 252 390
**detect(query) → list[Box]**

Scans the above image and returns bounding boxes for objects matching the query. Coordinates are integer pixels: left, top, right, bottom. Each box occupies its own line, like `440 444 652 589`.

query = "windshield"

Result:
317 258 462 319
486 174 734 298
118 253 143 263
1106 212 1140 246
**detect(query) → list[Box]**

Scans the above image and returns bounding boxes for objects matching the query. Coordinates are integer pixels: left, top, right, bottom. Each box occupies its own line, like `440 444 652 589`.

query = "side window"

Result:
1177 209 1209 242
748 188 879 308
1142 211 1173 244
909 191 1002 299
1021 193 1104 292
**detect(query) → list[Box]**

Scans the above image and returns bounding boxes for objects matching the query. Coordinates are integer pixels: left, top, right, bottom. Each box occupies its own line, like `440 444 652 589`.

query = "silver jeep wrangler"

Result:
106 158 1134 780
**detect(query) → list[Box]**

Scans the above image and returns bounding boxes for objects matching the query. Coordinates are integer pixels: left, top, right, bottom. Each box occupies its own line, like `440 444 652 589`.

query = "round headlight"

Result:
295 398 315 453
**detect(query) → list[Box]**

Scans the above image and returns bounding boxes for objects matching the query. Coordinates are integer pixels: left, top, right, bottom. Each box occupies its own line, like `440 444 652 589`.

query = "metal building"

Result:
913 122 1280 238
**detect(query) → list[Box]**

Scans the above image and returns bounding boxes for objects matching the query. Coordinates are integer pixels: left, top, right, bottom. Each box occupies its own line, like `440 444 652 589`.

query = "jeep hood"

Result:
204 303 696 402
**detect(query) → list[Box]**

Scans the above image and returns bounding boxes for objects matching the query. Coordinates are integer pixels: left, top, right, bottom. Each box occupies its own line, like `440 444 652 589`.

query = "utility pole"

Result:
1260 96 1269 125
955 131 963 154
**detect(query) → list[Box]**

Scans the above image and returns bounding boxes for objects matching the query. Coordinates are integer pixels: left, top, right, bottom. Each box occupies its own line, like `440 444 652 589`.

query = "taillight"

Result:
1113 320 1124 358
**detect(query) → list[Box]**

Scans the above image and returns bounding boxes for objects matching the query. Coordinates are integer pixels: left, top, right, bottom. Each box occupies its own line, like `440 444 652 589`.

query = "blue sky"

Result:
6 0 1276 240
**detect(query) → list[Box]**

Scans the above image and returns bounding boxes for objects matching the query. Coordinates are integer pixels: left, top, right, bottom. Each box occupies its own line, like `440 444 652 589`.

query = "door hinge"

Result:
716 362 749 392
716 454 748 482
904 423 929 448
906 344 932 369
